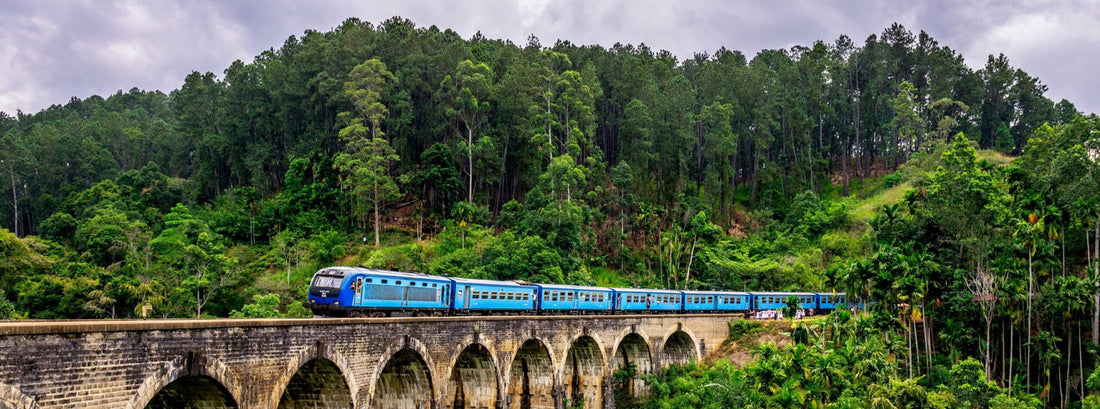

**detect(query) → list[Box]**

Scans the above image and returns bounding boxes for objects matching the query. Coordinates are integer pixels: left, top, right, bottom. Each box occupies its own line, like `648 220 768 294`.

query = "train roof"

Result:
533 283 613 292
448 276 535 288
747 291 817 296
318 267 449 281
610 288 682 293
682 290 751 295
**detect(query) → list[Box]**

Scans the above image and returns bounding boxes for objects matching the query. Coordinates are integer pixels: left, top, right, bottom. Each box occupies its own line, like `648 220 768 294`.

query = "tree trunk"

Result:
467 126 474 204
842 141 850 197
684 237 697 290
1093 219 1100 347
924 302 932 375
1009 319 1015 395
1027 248 1033 386
374 179 380 247
985 314 993 380
8 164 18 237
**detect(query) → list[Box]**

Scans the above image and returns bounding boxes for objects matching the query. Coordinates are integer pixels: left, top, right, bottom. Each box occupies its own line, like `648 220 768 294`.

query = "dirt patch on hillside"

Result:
705 319 795 368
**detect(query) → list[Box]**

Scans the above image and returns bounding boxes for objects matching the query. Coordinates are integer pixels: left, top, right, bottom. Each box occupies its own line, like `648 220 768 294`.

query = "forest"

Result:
0 16 1098 407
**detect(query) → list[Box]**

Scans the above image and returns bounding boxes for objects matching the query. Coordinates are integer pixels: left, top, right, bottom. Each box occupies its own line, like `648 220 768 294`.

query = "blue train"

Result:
307 266 858 317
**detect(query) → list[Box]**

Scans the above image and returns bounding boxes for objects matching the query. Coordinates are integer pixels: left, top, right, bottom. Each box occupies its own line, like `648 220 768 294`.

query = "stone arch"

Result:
444 343 500 409
660 331 697 368
276 358 353 409
370 348 434 409
0 382 34 409
143 376 237 409
606 326 652 373
659 324 702 362
505 338 556 409
127 352 244 409
364 336 437 406
561 335 605 409
269 345 357 409
610 333 652 398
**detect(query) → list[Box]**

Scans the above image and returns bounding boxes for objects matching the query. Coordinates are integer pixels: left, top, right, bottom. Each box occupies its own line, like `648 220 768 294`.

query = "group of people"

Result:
751 308 812 320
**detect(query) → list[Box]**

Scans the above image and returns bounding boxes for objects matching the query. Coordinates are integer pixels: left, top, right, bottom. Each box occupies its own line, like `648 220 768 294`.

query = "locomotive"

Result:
307 266 855 317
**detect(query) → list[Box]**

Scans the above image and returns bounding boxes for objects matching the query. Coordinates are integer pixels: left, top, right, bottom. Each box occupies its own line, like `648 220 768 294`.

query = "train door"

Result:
463 285 471 309
402 284 410 307
353 277 363 306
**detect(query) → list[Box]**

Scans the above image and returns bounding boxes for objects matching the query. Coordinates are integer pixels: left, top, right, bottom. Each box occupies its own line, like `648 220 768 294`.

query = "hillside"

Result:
0 15 1099 406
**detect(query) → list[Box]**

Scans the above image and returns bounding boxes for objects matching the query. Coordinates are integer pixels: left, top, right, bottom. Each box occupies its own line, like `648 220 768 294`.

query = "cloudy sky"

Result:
2 0 1098 116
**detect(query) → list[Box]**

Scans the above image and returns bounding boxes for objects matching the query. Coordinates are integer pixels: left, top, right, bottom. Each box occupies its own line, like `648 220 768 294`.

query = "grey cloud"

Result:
1 0 1097 115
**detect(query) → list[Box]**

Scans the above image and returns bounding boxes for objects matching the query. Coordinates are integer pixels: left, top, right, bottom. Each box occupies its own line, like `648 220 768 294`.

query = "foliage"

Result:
0 17 1096 406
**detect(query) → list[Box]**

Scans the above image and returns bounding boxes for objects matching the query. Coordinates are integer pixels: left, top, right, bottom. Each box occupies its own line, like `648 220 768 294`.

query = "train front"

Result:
307 268 352 316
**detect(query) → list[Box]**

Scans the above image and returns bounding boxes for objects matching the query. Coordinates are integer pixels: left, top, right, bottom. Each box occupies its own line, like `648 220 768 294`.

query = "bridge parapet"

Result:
0 314 736 409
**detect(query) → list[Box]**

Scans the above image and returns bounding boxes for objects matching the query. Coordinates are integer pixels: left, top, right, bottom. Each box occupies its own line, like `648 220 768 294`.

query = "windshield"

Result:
311 275 344 288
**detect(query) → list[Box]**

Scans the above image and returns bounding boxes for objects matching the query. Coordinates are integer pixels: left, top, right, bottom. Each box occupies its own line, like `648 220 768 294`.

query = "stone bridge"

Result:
0 314 736 409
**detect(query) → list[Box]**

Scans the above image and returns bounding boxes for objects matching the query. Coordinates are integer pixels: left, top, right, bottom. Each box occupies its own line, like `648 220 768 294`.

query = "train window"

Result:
472 291 479 299
381 279 388 284
552 292 558 302
365 278 373 283
708 296 714 303
396 281 402 285
409 281 415 286
423 283 428 287
432 283 437 287
509 293 515 300
569 293 574 301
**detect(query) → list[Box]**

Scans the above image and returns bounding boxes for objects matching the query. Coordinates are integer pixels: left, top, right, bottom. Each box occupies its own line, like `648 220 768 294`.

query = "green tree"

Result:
229 293 283 318
890 81 921 162
151 204 234 318
441 60 495 204
334 58 401 247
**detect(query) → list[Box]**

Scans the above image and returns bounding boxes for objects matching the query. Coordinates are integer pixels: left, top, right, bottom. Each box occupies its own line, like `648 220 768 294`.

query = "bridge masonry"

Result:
0 314 736 409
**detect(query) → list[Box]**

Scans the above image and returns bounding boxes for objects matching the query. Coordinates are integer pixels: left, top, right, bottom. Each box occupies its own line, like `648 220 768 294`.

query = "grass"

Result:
976 149 1016 166
848 180 913 223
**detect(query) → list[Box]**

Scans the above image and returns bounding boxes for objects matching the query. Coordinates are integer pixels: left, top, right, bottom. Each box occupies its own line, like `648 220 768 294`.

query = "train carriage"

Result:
714 291 753 312
308 267 451 317
450 277 536 314
682 291 719 312
817 293 851 311
751 292 818 312
612 288 682 313
535 284 613 314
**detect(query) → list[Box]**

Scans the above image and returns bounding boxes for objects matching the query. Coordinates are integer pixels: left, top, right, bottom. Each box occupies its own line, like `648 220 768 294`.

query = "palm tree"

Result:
1015 209 1046 387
